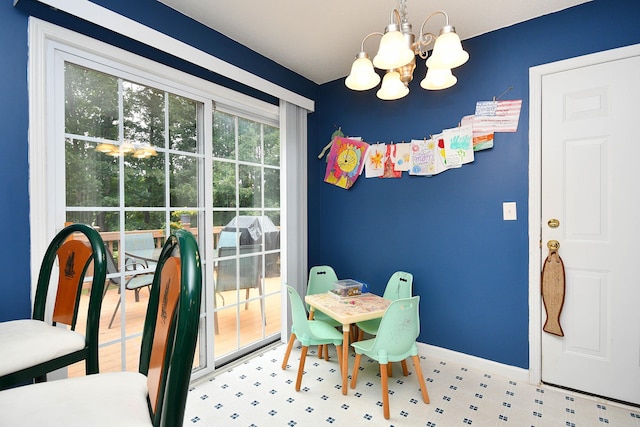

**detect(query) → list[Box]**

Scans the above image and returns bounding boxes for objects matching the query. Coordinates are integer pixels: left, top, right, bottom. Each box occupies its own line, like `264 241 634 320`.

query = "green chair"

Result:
0 229 202 427
281 285 343 391
306 265 342 359
305 265 341 327
0 223 107 390
355 271 413 342
350 296 429 420
282 265 340 364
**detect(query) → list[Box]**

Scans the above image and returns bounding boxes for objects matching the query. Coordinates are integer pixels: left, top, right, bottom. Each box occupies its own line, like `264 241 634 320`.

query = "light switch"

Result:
503 202 517 221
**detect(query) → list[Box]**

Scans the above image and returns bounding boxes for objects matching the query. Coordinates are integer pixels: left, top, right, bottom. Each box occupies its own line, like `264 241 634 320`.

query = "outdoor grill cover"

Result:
222 216 280 276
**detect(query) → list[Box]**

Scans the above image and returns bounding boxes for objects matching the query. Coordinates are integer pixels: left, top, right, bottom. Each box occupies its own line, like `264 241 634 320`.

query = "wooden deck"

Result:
68 276 282 377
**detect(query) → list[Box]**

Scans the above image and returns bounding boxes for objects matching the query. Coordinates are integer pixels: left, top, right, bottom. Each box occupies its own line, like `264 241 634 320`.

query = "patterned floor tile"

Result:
184 344 640 426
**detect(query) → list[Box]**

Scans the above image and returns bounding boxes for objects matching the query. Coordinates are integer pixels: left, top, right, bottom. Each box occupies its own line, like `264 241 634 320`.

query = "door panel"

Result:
541 55 640 404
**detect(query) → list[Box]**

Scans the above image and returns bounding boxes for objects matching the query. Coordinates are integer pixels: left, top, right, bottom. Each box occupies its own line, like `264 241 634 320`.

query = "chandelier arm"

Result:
415 32 437 58
390 8 402 27
419 10 449 39
360 32 384 53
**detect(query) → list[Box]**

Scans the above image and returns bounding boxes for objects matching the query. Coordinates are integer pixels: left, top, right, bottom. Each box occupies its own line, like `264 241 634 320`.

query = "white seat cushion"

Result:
0 319 85 376
0 371 151 426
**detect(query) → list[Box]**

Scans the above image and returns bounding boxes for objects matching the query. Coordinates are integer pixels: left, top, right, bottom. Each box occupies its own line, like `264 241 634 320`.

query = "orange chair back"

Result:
147 256 181 415
52 239 93 326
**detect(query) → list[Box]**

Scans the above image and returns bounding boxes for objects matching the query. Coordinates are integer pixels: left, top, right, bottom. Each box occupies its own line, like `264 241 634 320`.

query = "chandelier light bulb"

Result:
420 67 457 90
373 29 414 70
345 54 381 90
376 71 409 100
426 27 469 69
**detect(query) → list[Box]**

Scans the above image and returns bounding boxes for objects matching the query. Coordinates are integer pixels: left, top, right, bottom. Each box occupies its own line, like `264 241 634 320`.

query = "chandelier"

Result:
95 140 158 159
345 0 469 100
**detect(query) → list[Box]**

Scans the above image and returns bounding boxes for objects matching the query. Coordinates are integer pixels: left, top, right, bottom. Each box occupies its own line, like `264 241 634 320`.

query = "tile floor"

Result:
184 344 640 426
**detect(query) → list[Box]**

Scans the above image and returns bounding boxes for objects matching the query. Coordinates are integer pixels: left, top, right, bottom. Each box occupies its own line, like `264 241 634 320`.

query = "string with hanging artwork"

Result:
321 98 522 189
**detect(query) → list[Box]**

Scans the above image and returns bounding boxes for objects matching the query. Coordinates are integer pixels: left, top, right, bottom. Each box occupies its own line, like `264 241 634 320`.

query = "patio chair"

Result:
104 247 155 329
350 296 429 419
355 271 413 341
0 223 107 390
282 285 343 391
0 229 203 427
124 232 157 269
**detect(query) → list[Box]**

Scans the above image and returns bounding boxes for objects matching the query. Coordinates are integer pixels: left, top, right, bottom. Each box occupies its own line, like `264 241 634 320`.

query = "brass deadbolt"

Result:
547 218 560 228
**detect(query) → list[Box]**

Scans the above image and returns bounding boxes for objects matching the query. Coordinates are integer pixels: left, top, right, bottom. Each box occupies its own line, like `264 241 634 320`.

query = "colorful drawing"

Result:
443 125 474 166
365 143 385 178
409 139 434 176
381 144 402 178
324 136 369 189
392 143 412 172
461 115 494 151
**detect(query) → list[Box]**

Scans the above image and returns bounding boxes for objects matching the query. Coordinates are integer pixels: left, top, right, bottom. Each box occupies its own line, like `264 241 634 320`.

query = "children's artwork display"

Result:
324 136 369 189
321 98 521 189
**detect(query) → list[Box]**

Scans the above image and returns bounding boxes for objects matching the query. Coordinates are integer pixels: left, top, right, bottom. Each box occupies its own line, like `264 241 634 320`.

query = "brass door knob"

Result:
547 240 560 251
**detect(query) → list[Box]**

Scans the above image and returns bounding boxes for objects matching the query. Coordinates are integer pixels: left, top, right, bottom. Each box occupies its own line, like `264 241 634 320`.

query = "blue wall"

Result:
2 0 639 370
311 0 640 369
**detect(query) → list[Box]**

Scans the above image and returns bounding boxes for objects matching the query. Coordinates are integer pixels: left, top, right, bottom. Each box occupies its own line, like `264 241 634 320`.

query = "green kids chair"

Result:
282 285 343 391
355 271 413 342
350 296 429 419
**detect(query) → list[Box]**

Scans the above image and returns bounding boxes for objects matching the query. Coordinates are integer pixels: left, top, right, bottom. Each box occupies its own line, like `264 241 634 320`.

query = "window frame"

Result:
28 17 306 380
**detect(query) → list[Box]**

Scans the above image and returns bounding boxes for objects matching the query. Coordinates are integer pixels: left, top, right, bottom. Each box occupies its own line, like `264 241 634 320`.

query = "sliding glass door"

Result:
50 43 282 378
211 111 281 364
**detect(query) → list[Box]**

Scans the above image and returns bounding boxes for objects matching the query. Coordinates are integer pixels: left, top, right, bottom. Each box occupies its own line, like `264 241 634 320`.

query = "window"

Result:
28 18 307 381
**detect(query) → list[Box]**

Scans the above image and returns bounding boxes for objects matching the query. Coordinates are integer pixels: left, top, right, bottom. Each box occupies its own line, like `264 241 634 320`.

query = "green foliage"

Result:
64 62 281 232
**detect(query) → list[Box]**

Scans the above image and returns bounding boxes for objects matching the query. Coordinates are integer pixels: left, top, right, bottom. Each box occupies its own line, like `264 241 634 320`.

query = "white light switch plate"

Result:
503 202 517 221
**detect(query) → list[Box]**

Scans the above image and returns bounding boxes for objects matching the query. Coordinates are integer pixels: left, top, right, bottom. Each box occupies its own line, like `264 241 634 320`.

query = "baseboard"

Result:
418 342 530 383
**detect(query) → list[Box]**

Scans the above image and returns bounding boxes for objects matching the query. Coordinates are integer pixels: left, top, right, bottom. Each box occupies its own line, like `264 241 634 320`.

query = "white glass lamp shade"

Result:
420 67 457 90
345 54 381 90
373 30 415 70
96 142 114 153
376 71 409 100
425 27 469 69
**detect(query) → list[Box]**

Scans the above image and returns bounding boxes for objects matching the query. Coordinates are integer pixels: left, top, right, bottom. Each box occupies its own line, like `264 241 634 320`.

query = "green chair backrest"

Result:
371 296 420 359
307 265 338 295
287 285 315 343
382 271 413 301
138 229 202 427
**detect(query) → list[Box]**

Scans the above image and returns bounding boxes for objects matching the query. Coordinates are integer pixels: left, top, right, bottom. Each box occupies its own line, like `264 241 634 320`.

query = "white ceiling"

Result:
157 0 590 85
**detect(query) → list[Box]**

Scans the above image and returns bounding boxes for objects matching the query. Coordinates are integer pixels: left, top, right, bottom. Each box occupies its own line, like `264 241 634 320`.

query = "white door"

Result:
540 54 640 404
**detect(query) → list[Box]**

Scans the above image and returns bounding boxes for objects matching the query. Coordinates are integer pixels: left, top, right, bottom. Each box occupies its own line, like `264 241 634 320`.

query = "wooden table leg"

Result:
342 324 349 395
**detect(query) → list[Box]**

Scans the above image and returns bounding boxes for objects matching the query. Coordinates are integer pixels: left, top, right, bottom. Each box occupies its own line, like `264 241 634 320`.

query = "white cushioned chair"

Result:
0 229 202 427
